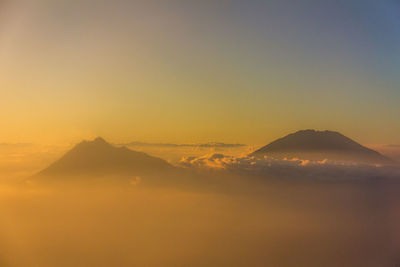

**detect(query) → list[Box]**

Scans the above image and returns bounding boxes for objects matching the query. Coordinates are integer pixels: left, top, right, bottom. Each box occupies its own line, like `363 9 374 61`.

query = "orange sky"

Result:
1 1 399 145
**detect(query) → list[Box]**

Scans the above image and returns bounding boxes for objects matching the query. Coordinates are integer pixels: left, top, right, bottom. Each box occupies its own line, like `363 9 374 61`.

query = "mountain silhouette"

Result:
36 137 175 179
251 130 392 164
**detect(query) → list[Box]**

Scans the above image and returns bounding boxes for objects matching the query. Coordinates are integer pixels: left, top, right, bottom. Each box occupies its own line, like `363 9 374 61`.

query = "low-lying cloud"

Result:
179 154 400 180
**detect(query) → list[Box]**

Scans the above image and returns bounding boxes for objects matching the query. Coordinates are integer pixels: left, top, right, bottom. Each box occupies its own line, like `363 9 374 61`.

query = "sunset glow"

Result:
1 1 399 266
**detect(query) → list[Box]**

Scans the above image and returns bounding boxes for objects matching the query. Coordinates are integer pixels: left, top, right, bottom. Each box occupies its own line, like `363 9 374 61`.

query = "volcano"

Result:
36 137 175 179
251 130 391 164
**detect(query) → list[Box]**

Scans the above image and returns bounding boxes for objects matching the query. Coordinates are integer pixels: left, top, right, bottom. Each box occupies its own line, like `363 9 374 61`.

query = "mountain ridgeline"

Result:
36 137 175 180
251 130 391 164
35 131 393 183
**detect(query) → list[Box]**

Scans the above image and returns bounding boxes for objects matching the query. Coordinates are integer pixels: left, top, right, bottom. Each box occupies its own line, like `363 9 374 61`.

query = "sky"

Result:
0 0 399 145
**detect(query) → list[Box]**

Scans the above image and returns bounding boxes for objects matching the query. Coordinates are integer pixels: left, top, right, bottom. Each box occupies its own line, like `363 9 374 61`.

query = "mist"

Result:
1 140 400 266
1 165 400 267
1 0 400 265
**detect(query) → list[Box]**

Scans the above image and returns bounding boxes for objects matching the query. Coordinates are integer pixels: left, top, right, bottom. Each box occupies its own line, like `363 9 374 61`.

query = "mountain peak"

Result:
81 137 109 146
93 137 107 143
251 129 391 164
294 129 341 135
36 137 175 179
74 137 112 150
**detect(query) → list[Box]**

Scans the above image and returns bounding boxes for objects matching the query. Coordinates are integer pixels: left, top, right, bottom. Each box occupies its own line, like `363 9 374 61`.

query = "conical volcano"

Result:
36 137 175 178
251 130 391 164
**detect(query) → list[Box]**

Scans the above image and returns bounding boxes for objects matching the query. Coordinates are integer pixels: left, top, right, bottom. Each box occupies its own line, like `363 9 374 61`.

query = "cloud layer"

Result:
179 154 400 180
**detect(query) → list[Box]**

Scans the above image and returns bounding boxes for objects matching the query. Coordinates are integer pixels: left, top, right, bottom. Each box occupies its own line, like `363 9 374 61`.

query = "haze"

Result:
1 1 400 267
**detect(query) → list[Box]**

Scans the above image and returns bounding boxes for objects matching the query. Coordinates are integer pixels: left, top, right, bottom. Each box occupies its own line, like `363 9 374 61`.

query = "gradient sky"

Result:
0 0 399 145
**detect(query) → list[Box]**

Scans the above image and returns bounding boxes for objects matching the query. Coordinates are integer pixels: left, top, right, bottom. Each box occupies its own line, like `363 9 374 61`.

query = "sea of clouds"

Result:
179 154 400 181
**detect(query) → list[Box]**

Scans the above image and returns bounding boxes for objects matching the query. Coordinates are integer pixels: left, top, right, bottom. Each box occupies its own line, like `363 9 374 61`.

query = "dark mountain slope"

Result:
251 130 391 164
36 137 175 178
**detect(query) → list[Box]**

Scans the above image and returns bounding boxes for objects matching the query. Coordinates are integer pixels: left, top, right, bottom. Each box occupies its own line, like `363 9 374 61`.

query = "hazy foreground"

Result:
1 140 400 266
1 175 399 267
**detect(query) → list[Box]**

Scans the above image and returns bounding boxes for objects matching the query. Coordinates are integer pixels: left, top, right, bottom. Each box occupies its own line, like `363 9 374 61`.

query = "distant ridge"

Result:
251 130 392 164
36 137 175 179
119 141 246 148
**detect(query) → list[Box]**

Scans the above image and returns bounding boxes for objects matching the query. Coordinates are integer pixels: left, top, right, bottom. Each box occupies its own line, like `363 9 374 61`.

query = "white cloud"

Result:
179 154 400 180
